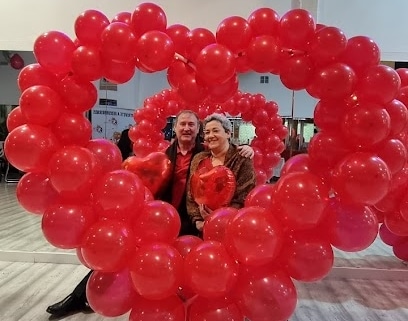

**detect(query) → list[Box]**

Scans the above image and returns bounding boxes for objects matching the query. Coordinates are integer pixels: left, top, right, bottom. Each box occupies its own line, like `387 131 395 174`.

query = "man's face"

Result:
174 113 199 144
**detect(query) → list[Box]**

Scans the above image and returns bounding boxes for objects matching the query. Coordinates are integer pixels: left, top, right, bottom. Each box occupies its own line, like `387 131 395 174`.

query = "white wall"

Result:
239 73 317 118
0 0 294 51
0 52 36 105
318 0 408 61
1 0 403 117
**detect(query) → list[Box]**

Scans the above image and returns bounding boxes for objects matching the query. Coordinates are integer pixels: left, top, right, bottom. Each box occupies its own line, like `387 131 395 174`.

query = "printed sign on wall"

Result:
91 102 135 143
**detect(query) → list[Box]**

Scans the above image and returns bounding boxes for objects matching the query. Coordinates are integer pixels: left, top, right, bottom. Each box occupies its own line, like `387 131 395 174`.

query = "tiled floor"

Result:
1 182 408 321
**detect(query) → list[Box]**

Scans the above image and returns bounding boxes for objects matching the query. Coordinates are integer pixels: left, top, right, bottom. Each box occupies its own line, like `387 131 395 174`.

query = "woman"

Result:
186 113 256 232
116 128 133 161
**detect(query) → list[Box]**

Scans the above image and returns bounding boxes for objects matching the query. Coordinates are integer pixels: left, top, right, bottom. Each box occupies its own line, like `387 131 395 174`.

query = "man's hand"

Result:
237 145 254 159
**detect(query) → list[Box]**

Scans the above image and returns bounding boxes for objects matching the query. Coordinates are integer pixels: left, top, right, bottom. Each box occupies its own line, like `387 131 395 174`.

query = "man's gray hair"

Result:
203 113 232 133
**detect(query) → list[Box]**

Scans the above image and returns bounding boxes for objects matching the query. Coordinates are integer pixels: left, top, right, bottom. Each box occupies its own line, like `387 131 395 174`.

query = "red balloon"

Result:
86 139 123 173
322 198 379 251
130 2 167 38
102 58 135 84
244 183 275 210
130 243 183 300
48 146 100 200
74 10 110 47
309 26 347 66
86 269 137 317
17 63 58 92
129 295 185 321
313 99 353 133
203 207 238 242
111 11 132 25
393 238 408 261
189 296 243 321
122 152 172 195
279 9 315 51
33 31 76 74
184 241 238 298
165 24 190 57
131 137 155 158
281 231 334 282
71 46 103 81
384 99 408 136
356 65 401 105
280 153 310 176
10 54 25 70
308 131 350 173
6 106 26 132
185 28 216 62
19 85 65 126
173 235 203 258
379 223 406 246
396 68 408 87
58 75 97 113
16 172 58 215
4 124 59 173
135 31 175 72
216 16 253 53
235 267 297 321
225 206 283 266
235 54 250 73
246 35 281 73
100 22 138 63
81 219 135 272
307 63 356 100
190 165 236 210
341 102 391 148
247 8 280 37
331 153 391 205
274 172 329 230
92 170 145 220
176 72 209 104
131 200 181 245
280 55 314 90
207 75 239 104
340 36 380 75
52 112 92 146
195 44 236 85
42 202 97 249
374 139 407 175
76 248 91 269
384 210 408 236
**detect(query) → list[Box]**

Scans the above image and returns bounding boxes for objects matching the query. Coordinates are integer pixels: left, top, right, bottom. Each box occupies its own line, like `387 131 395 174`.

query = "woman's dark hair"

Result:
117 129 132 161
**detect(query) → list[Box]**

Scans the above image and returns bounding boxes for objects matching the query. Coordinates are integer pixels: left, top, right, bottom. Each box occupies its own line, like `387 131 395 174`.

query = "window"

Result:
260 75 269 84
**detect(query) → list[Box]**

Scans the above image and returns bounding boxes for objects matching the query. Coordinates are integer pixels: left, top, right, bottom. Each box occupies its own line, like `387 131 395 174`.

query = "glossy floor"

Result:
0 182 407 321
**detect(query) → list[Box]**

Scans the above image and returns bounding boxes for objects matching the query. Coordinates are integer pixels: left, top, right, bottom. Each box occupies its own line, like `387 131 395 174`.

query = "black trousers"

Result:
72 270 92 301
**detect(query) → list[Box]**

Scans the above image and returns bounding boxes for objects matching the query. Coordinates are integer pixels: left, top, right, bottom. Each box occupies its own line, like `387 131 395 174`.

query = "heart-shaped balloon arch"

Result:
4 2 408 320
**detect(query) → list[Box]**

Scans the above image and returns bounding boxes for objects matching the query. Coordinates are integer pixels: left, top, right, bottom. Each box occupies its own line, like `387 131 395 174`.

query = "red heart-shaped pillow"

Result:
190 165 236 210
123 152 171 196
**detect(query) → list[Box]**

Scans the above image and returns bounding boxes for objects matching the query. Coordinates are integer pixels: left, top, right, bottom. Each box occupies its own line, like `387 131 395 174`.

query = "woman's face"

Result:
204 120 230 151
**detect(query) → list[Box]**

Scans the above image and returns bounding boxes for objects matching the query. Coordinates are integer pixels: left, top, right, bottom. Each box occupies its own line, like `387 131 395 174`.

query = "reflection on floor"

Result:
0 182 407 321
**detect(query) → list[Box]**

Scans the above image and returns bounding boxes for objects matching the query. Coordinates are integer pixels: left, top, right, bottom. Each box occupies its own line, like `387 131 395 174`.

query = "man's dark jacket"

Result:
157 136 203 236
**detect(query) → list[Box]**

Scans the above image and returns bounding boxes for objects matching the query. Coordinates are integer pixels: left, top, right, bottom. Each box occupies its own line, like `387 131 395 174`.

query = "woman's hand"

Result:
237 145 254 159
199 204 212 219
195 221 204 231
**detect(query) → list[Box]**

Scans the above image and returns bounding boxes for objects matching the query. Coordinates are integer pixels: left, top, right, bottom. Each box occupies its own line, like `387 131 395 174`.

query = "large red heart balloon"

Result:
190 166 236 210
123 152 171 195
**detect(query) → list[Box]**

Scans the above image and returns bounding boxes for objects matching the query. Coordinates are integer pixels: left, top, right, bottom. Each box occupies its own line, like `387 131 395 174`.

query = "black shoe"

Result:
46 294 92 317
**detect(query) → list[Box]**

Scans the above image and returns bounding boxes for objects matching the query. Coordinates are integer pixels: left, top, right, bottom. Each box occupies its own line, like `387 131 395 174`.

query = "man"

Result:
46 110 253 317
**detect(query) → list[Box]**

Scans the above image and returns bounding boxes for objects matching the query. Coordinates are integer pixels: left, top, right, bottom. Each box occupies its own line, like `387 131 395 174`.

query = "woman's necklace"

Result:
210 145 228 166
